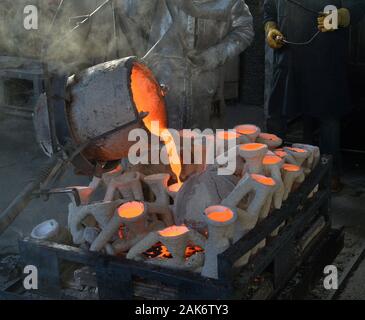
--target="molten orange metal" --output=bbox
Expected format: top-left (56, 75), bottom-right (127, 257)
top-left (251, 174), bottom-right (276, 186)
top-left (235, 125), bottom-right (257, 135)
top-left (207, 208), bottom-right (234, 223)
top-left (263, 155), bottom-right (282, 165)
top-left (158, 225), bottom-right (189, 238)
top-left (282, 164), bottom-right (301, 172)
top-left (168, 183), bottom-right (182, 193)
top-left (160, 130), bottom-right (183, 188)
top-left (240, 143), bottom-right (266, 151)
top-left (131, 63), bottom-right (182, 187)
top-left (118, 201), bottom-right (145, 219)
top-left (131, 63), bottom-right (167, 135)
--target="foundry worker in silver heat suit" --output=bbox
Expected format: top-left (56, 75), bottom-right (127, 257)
top-left (142, 0), bottom-right (254, 130)
top-left (45, 1), bottom-right (254, 129)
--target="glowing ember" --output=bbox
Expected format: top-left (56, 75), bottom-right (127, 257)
top-left (251, 174), bottom-right (276, 186)
top-left (118, 201), bottom-right (145, 219)
top-left (144, 243), bottom-right (203, 259)
top-left (240, 143), bottom-right (266, 151)
top-left (235, 125), bottom-right (258, 135)
top-left (216, 131), bottom-right (240, 140)
top-left (206, 206), bottom-right (234, 223)
top-left (185, 246), bottom-right (204, 258)
top-left (263, 155), bottom-right (282, 165)
top-left (283, 164), bottom-right (301, 172)
top-left (158, 225), bottom-right (189, 238)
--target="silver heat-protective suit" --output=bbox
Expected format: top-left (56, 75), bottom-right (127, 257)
top-left (144, 0), bottom-right (254, 129)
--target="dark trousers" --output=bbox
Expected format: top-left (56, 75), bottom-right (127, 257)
top-left (267, 115), bottom-right (342, 176)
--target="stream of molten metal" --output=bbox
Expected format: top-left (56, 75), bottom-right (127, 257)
top-left (131, 63), bottom-right (183, 190)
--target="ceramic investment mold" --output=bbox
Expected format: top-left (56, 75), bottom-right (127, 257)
top-left (201, 206), bottom-right (237, 279)
top-left (104, 171), bottom-right (144, 202)
top-left (282, 164), bottom-right (305, 201)
top-left (257, 133), bottom-right (282, 150)
top-left (262, 154), bottom-right (285, 209)
top-left (284, 147), bottom-right (310, 167)
top-left (67, 199), bottom-right (123, 245)
top-left (239, 143), bottom-right (268, 174)
top-left (221, 173), bottom-right (277, 266)
top-left (235, 124), bottom-right (261, 143)
top-left (144, 173), bottom-right (171, 206)
top-left (127, 225), bottom-right (206, 271)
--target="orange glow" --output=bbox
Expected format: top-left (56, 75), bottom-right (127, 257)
top-left (260, 133), bottom-right (280, 141)
top-left (144, 243), bottom-right (203, 259)
top-left (235, 125), bottom-right (258, 135)
top-left (251, 174), bottom-right (276, 186)
top-left (283, 164), bottom-right (300, 172)
top-left (158, 225), bottom-right (189, 238)
top-left (118, 201), bottom-right (145, 219)
top-left (274, 150), bottom-right (287, 158)
top-left (160, 130), bottom-right (183, 187)
top-left (207, 208), bottom-right (234, 223)
top-left (131, 62), bottom-right (182, 186)
top-left (168, 183), bottom-right (182, 193)
top-left (217, 131), bottom-right (240, 140)
top-left (286, 147), bottom-right (306, 153)
top-left (263, 155), bottom-right (282, 165)
top-left (240, 143), bottom-right (266, 151)
top-left (158, 245), bottom-right (171, 258)
top-left (185, 246), bottom-right (204, 258)
top-left (130, 63), bottom-right (167, 135)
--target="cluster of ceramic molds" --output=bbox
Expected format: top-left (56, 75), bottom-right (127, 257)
top-left (90, 201), bottom-right (173, 255)
top-left (80, 164), bottom-right (125, 203)
top-left (66, 167), bottom-right (175, 254)
top-left (67, 199), bottom-right (124, 248)
top-left (127, 225), bottom-right (206, 272)
top-left (104, 171), bottom-right (144, 202)
top-left (199, 125), bottom-right (320, 274)
top-left (220, 172), bottom-right (277, 268)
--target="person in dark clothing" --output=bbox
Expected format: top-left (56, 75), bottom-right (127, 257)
top-left (264, 0), bottom-right (365, 192)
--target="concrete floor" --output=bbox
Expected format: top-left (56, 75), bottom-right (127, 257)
top-left (0, 114), bottom-right (88, 254)
top-left (0, 104), bottom-right (364, 299)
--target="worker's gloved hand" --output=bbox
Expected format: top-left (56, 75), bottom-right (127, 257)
top-left (318, 8), bottom-right (351, 32)
top-left (187, 47), bottom-right (220, 71)
top-left (265, 22), bottom-right (285, 49)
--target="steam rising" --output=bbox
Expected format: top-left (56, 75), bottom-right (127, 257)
top-left (0, 0), bottom-right (149, 74)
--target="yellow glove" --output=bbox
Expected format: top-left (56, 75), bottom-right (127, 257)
top-left (265, 22), bottom-right (285, 49)
top-left (318, 8), bottom-right (351, 32)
